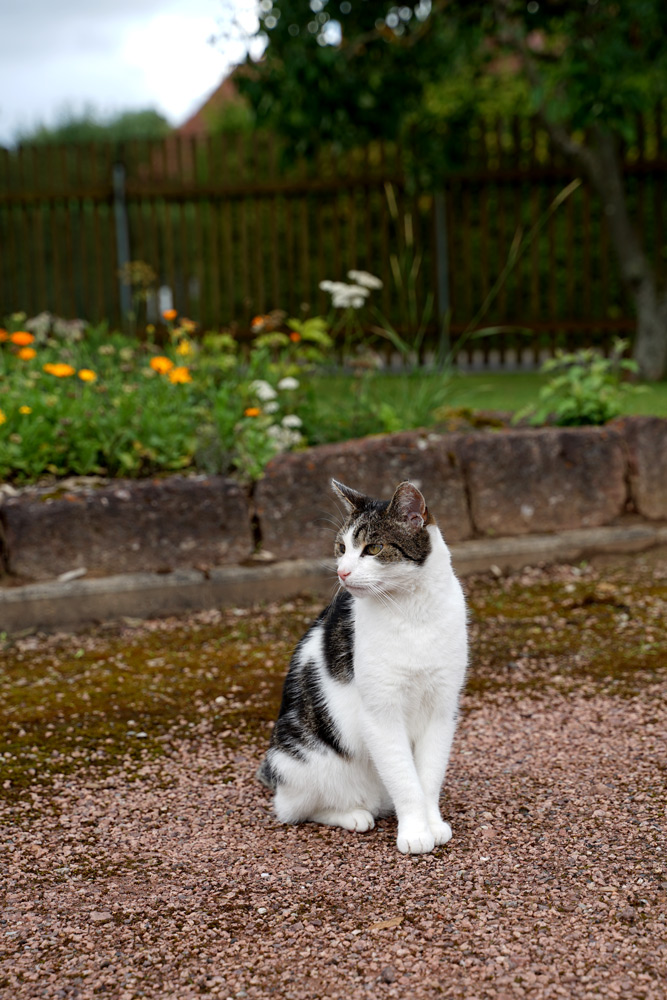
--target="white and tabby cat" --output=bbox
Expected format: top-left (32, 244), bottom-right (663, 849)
top-left (257, 479), bottom-right (468, 855)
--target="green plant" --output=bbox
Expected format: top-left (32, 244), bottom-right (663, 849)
top-left (368, 182), bottom-right (436, 363)
top-left (118, 260), bottom-right (158, 337)
top-left (0, 311), bottom-right (333, 485)
top-left (516, 339), bottom-right (644, 427)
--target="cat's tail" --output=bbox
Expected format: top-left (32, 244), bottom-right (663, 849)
top-left (255, 757), bottom-right (277, 790)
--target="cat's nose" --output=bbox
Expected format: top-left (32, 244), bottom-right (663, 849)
top-left (338, 567), bottom-right (351, 581)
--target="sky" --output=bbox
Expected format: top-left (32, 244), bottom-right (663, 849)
top-left (0, 0), bottom-right (261, 146)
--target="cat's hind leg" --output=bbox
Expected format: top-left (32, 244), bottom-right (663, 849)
top-left (308, 807), bottom-right (375, 832)
top-left (273, 784), bottom-right (375, 832)
top-left (269, 749), bottom-right (382, 834)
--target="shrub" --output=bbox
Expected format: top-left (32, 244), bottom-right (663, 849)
top-left (516, 339), bottom-right (643, 427)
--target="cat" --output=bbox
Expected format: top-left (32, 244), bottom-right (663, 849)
top-left (257, 479), bottom-right (468, 855)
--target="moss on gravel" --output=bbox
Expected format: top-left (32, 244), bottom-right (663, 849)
top-left (0, 603), bottom-right (314, 802)
top-left (467, 560), bottom-right (667, 697)
top-left (1, 556), bottom-right (665, 805)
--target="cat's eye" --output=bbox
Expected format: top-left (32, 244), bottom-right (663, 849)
top-left (364, 543), bottom-right (383, 556)
top-left (337, 542), bottom-right (346, 554)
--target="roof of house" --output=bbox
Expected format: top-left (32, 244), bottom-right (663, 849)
top-left (175, 69), bottom-right (247, 138)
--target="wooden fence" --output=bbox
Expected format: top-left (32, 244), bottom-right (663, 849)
top-left (1, 113), bottom-right (665, 364)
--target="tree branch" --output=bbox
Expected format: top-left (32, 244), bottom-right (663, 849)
top-left (339, 0), bottom-right (450, 60)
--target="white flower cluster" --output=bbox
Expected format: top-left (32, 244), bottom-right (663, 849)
top-left (249, 377), bottom-right (303, 453)
top-left (319, 270), bottom-right (383, 310)
top-left (277, 376), bottom-right (300, 390)
top-left (250, 377), bottom-right (300, 400)
top-left (347, 270), bottom-right (384, 290)
top-left (267, 414), bottom-right (303, 451)
top-left (319, 281), bottom-right (368, 309)
top-left (250, 379), bottom-right (278, 402)
top-left (24, 311), bottom-right (87, 342)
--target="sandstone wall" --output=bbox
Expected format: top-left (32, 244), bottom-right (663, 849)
top-left (1, 417), bottom-right (665, 585)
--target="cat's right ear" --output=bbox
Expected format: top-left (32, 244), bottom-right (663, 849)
top-left (331, 479), bottom-right (367, 513)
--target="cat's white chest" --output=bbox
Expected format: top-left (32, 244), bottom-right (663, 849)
top-left (356, 608), bottom-right (436, 672)
top-left (351, 585), bottom-right (466, 719)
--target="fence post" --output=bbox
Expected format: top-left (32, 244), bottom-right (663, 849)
top-left (112, 161), bottom-right (132, 321)
top-left (434, 188), bottom-right (451, 364)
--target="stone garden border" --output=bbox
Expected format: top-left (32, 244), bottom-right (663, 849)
top-left (1, 417), bottom-right (666, 631)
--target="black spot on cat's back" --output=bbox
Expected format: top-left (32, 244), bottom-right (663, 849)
top-left (301, 658), bottom-right (348, 756)
top-left (264, 591), bottom-right (354, 767)
top-left (319, 590), bottom-right (355, 683)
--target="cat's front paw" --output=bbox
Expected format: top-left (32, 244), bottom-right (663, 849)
top-left (396, 824), bottom-right (435, 855)
top-left (430, 819), bottom-right (452, 846)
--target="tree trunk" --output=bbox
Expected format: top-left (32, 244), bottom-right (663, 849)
top-left (633, 282), bottom-right (667, 382)
top-left (587, 128), bottom-right (667, 381)
top-left (540, 120), bottom-right (667, 380)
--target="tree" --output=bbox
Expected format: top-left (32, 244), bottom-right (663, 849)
top-left (239, 1), bottom-right (667, 380)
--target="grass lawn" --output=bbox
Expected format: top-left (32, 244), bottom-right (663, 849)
top-left (306, 370), bottom-right (667, 437)
top-left (448, 371), bottom-right (667, 417)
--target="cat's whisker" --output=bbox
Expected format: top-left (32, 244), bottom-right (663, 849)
top-left (315, 516), bottom-right (344, 535)
top-left (317, 503), bottom-right (345, 531)
top-left (368, 584), bottom-right (405, 617)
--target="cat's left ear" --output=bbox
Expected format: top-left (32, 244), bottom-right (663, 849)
top-left (389, 481), bottom-right (428, 530)
top-left (331, 479), bottom-right (368, 513)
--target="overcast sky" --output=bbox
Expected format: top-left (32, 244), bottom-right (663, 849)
top-left (0, 0), bottom-right (260, 146)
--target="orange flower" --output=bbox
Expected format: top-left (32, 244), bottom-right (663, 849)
top-left (11, 331), bottom-right (35, 346)
top-left (43, 363), bottom-right (75, 378)
top-left (78, 368), bottom-right (97, 382)
top-left (168, 366), bottom-right (192, 384)
top-left (17, 347), bottom-right (37, 360)
top-left (0, 329), bottom-right (8, 342)
top-left (244, 407), bottom-right (261, 417)
top-left (251, 315), bottom-right (266, 331)
top-left (162, 308), bottom-right (178, 322)
top-left (150, 356), bottom-right (174, 374)
top-left (289, 331), bottom-right (302, 343)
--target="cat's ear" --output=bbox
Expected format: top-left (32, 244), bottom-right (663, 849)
top-left (388, 481), bottom-right (428, 531)
top-left (331, 479), bottom-right (368, 513)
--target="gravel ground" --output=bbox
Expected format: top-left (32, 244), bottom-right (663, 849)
top-left (1, 559), bottom-right (666, 1000)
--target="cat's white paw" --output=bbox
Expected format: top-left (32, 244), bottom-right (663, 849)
top-left (344, 808), bottom-right (376, 832)
top-left (430, 819), bottom-right (452, 846)
top-left (396, 824), bottom-right (435, 855)
top-left (312, 808), bottom-right (375, 832)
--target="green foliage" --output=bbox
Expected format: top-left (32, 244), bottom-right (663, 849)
top-left (238, 1), bottom-right (458, 157)
top-left (0, 303), bottom-right (457, 484)
top-left (206, 101), bottom-right (256, 135)
top-left (16, 107), bottom-right (171, 145)
top-left (240, 1), bottom-right (667, 162)
top-left (2, 313), bottom-right (663, 486)
top-left (516, 339), bottom-right (644, 427)
top-left (0, 314), bottom-right (325, 485)
top-left (521, 0), bottom-right (667, 138)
